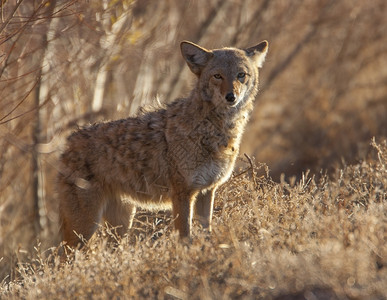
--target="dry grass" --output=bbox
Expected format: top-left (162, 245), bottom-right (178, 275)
top-left (1, 140), bottom-right (386, 299)
top-left (1, 0), bottom-right (387, 298)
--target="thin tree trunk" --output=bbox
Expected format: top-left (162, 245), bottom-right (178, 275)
top-left (32, 0), bottom-right (57, 238)
top-left (92, 12), bottom-right (130, 112)
top-left (32, 76), bottom-right (42, 237)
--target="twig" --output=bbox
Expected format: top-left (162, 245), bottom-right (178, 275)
top-left (244, 153), bottom-right (258, 187)
top-left (0, 78), bottom-right (40, 124)
top-left (0, 0), bottom-right (24, 34)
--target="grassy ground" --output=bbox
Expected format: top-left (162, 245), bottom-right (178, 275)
top-left (1, 1), bottom-right (387, 299)
top-left (1, 140), bottom-right (386, 299)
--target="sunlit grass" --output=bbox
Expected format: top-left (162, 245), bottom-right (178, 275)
top-left (1, 141), bottom-right (386, 299)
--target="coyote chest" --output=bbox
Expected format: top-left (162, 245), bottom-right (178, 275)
top-left (167, 105), bottom-right (246, 190)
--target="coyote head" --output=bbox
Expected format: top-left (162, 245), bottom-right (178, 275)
top-left (181, 40), bottom-right (268, 108)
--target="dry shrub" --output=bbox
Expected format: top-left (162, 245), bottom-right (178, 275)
top-left (245, 0), bottom-right (387, 178)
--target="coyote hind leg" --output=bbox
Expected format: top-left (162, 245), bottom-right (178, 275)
top-left (103, 198), bottom-right (136, 243)
top-left (59, 183), bottom-right (104, 250)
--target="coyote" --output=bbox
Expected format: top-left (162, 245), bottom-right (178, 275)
top-left (58, 40), bottom-right (268, 248)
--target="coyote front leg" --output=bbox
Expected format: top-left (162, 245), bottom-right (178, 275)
top-left (195, 188), bottom-right (216, 231)
top-left (171, 188), bottom-right (198, 238)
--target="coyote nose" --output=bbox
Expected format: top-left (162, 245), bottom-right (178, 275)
top-left (225, 92), bottom-right (236, 103)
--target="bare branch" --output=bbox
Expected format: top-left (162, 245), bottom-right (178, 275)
top-left (0, 0), bottom-right (24, 34)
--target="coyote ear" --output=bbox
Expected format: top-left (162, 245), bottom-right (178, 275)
top-left (181, 41), bottom-right (214, 76)
top-left (245, 40), bottom-right (268, 68)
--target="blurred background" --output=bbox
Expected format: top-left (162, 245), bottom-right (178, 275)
top-left (1, 0), bottom-right (386, 279)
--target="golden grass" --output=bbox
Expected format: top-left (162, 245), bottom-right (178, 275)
top-left (1, 141), bottom-right (385, 299)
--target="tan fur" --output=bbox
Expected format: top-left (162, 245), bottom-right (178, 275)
top-left (58, 40), bottom-right (268, 247)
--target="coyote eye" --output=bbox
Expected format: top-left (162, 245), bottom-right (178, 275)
top-left (237, 72), bottom-right (246, 79)
top-left (214, 74), bottom-right (222, 79)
